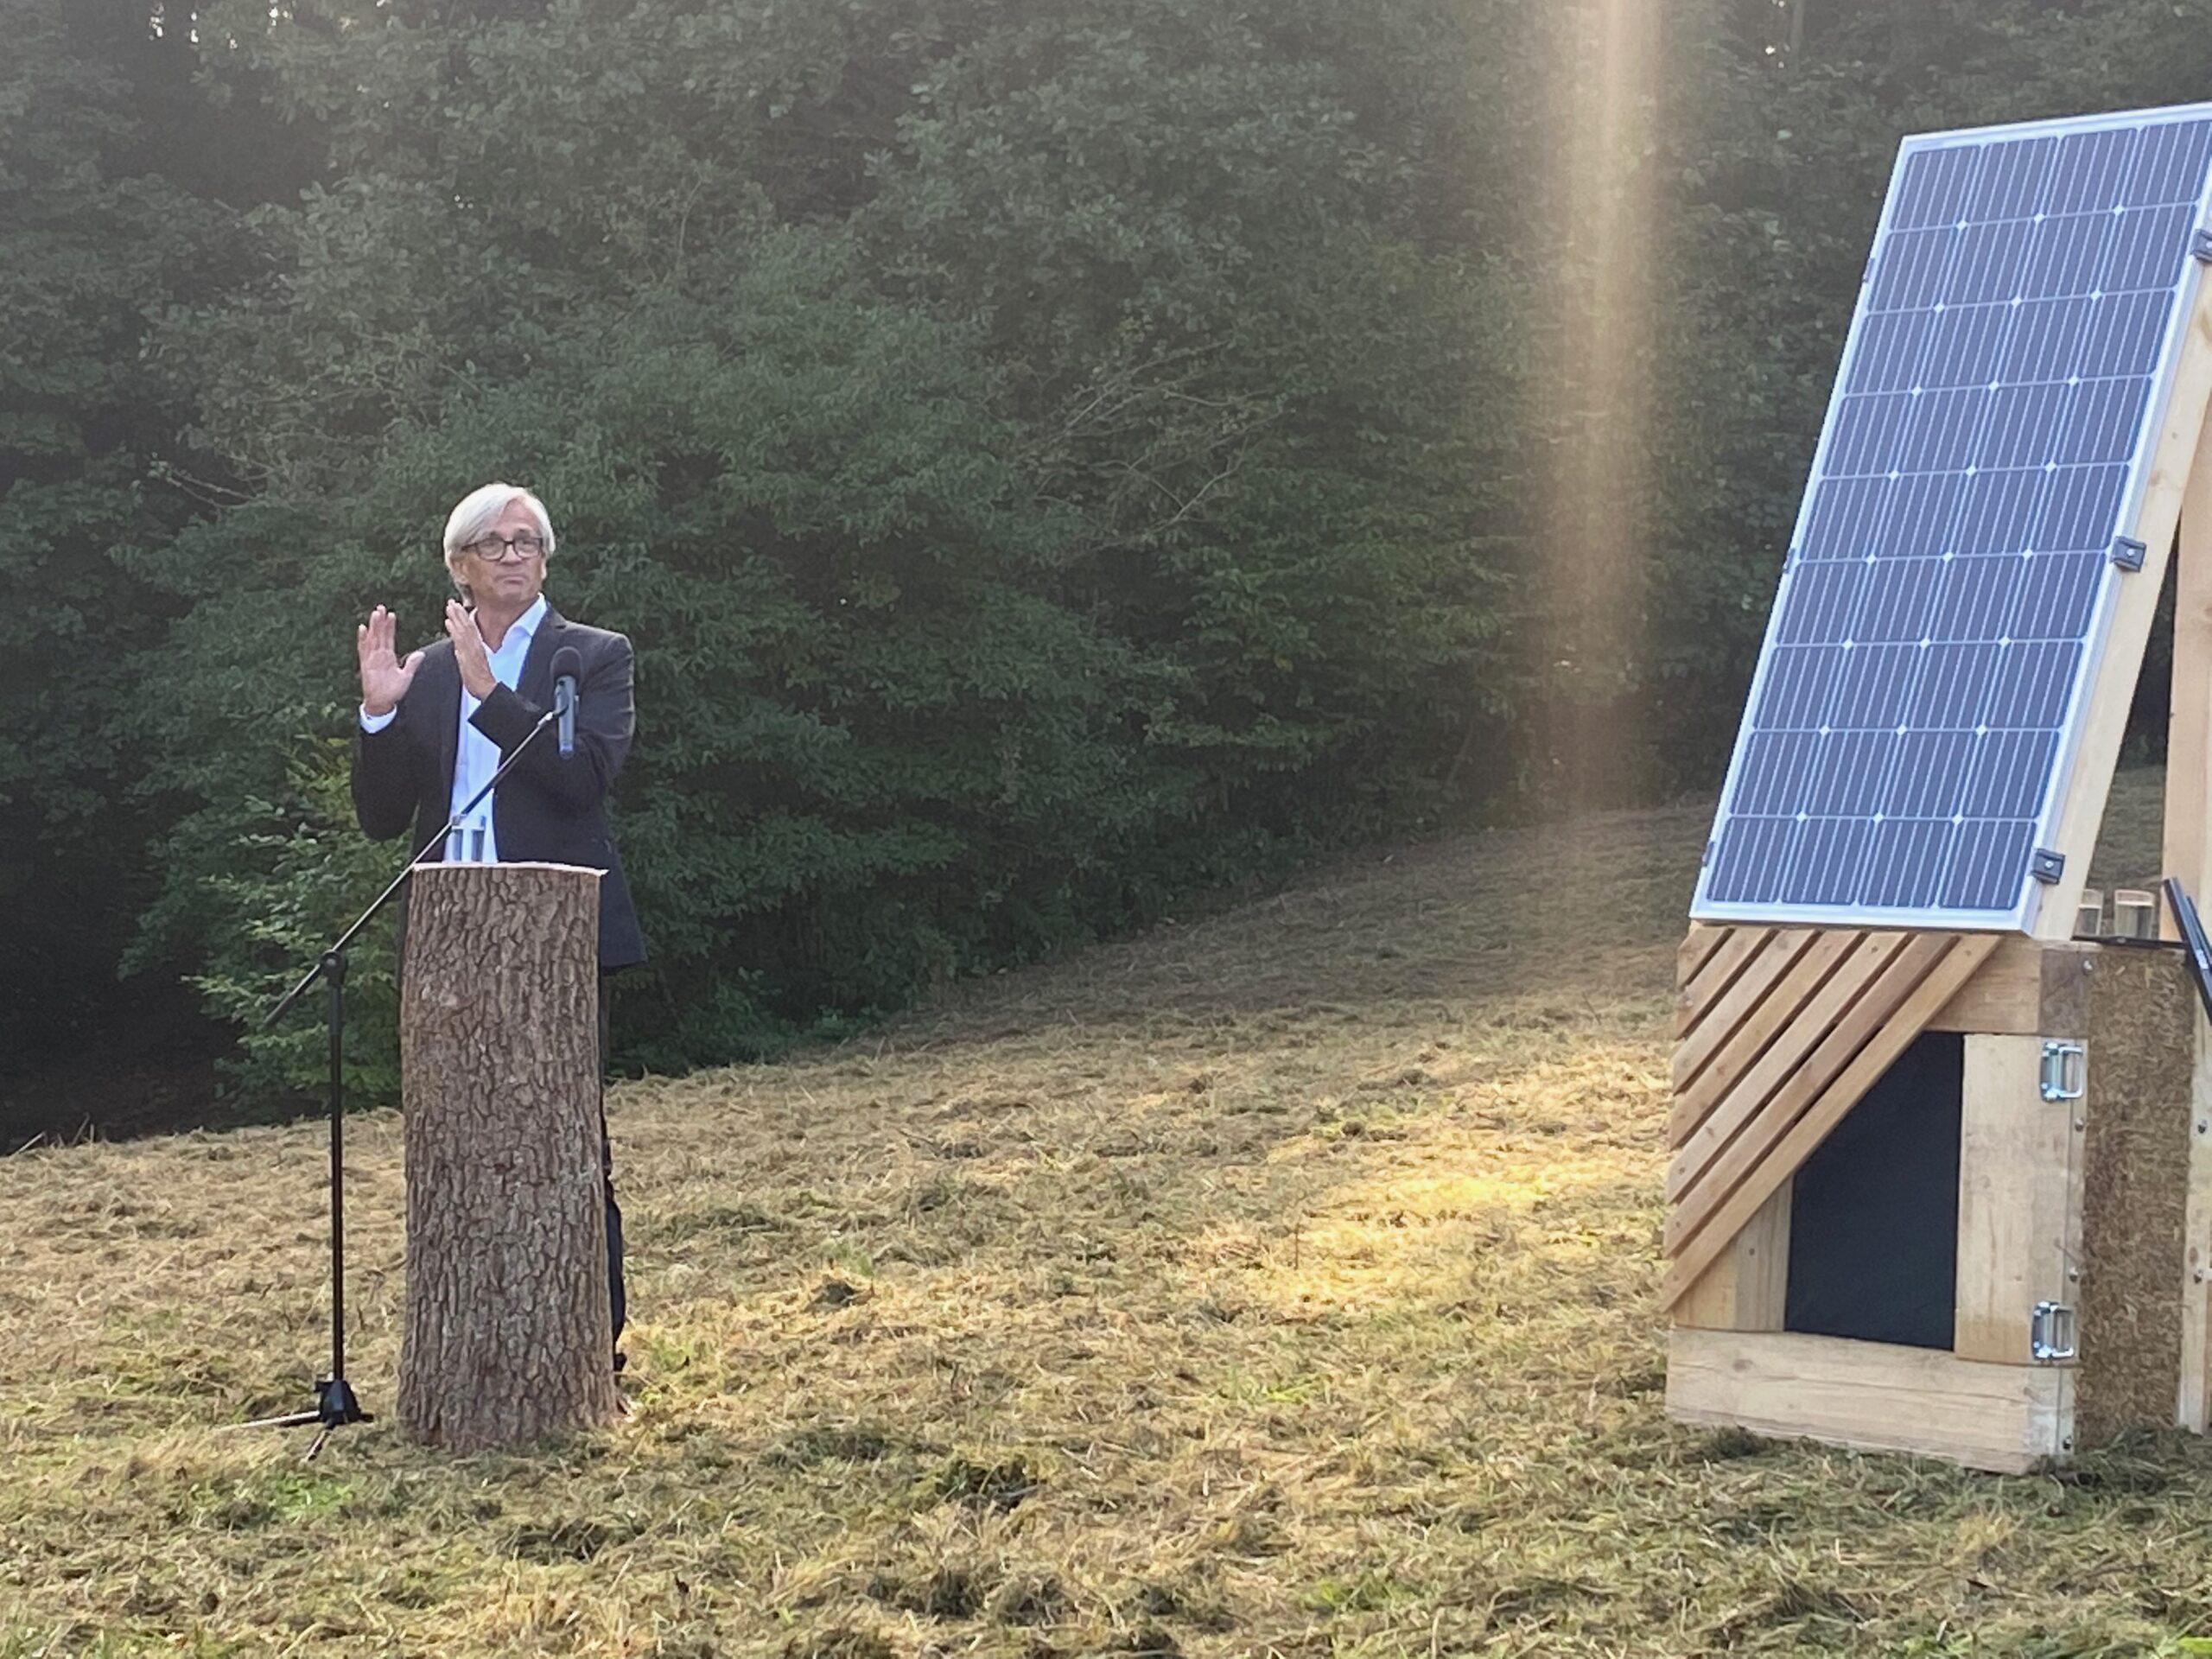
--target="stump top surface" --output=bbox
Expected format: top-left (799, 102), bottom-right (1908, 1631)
top-left (416, 860), bottom-right (605, 879)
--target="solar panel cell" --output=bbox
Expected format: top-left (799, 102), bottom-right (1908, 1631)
top-left (1906, 643), bottom-right (1996, 727)
top-left (1794, 818), bottom-right (1872, 904)
top-left (1942, 820), bottom-right (2031, 910)
top-left (1923, 304), bottom-right (2008, 385)
top-left (2031, 464), bottom-right (2126, 550)
top-left (1883, 474), bottom-right (1964, 551)
top-left (1905, 388), bottom-right (1985, 470)
top-left (1953, 469), bottom-right (2039, 555)
top-left (2103, 204), bottom-right (2194, 289)
top-left (1931, 561), bottom-right (2017, 641)
top-left (1863, 818), bottom-right (1950, 906)
top-left (1834, 644), bottom-right (1916, 727)
top-left (1967, 137), bottom-right (2054, 219)
top-left (1856, 311), bottom-right (1935, 390)
top-left (1984, 640), bottom-right (2077, 728)
top-left (2050, 130), bottom-right (2135, 211)
top-left (1759, 647), bottom-right (1833, 728)
top-left (1803, 476), bottom-right (1891, 559)
top-left (2126, 121), bottom-right (2212, 203)
top-left (2011, 552), bottom-right (2100, 637)
top-left (1889, 733), bottom-right (1975, 815)
top-left (2002, 299), bottom-right (2085, 381)
top-left (1897, 146), bottom-right (1979, 227)
top-left (1696, 104), bottom-right (2212, 927)
top-left (1855, 562), bottom-right (1942, 642)
top-left (1870, 230), bottom-right (1956, 311)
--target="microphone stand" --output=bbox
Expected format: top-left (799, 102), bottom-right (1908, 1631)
top-left (239, 698), bottom-right (563, 1456)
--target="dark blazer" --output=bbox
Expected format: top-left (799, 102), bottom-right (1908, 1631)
top-left (352, 606), bottom-right (647, 969)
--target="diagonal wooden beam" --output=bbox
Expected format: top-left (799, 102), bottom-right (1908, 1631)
top-left (1667, 930), bottom-right (1908, 1171)
top-left (1668, 928), bottom-right (1866, 1148)
top-left (1673, 926), bottom-right (1823, 1095)
top-left (1668, 931), bottom-right (1949, 1230)
top-left (1662, 932), bottom-right (2001, 1308)
top-left (1677, 923), bottom-right (1730, 988)
top-left (1675, 927), bottom-right (1775, 1039)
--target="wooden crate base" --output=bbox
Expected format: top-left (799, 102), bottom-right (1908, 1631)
top-left (1666, 1328), bottom-right (2072, 1474)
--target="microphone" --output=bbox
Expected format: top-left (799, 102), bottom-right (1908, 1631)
top-left (551, 645), bottom-right (581, 759)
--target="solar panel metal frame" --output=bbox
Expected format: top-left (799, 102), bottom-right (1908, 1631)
top-left (1692, 102), bottom-right (2212, 932)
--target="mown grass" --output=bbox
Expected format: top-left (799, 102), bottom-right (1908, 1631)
top-left (9, 772), bottom-right (2212, 1656)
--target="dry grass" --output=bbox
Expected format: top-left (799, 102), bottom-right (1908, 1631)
top-left (8, 773), bottom-right (2212, 1657)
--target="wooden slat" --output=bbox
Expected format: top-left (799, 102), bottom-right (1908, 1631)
top-left (1954, 1034), bottom-right (2079, 1364)
top-left (2181, 1034), bottom-right (2212, 1430)
top-left (1677, 923), bottom-right (1729, 988)
top-left (1666, 930), bottom-right (1910, 1186)
top-left (1666, 1328), bottom-right (2071, 1474)
top-left (2169, 398), bottom-right (2212, 1428)
top-left (1671, 1182), bottom-right (1791, 1333)
top-left (1669, 931), bottom-right (1947, 1230)
top-left (1671, 928), bottom-right (1819, 1094)
top-left (2037, 282), bottom-right (2212, 939)
top-left (1662, 933), bottom-right (2001, 1305)
top-left (1667, 929), bottom-right (1866, 1147)
top-left (1675, 926), bottom-right (1774, 1039)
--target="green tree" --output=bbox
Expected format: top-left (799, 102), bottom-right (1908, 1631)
top-left (0, 0), bottom-right (302, 1068)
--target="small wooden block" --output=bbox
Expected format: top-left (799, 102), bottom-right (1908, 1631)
top-left (2076, 888), bottom-right (2105, 939)
top-left (2115, 889), bottom-right (2158, 939)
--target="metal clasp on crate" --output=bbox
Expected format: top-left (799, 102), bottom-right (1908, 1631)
top-left (2031, 1300), bottom-right (2078, 1363)
top-left (2039, 1040), bottom-right (2086, 1103)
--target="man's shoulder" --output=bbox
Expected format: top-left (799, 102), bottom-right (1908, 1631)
top-left (549, 612), bottom-right (632, 657)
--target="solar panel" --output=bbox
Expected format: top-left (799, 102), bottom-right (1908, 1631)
top-left (1693, 104), bottom-right (2212, 930)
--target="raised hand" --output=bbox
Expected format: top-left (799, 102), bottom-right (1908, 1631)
top-left (357, 605), bottom-right (424, 716)
top-left (446, 600), bottom-right (497, 700)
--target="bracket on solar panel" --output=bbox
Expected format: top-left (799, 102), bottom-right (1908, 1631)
top-left (2193, 226), bottom-right (2212, 264)
top-left (2111, 536), bottom-right (2148, 572)
top-left (2031, 849), bottom-right (2066, 885)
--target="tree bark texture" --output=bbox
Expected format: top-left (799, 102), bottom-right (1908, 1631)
top-left (397, 861), bottom-right (618, 1450)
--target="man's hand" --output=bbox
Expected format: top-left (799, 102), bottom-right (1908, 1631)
top-left (446, 600), bottom-right (497, 700)
top-left (357, 606), bottom-right (424, 716)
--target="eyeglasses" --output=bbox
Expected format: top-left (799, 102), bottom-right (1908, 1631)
top-left (465, 532), bottom-right (545, 563)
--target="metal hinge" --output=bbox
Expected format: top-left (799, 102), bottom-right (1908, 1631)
top-left (2031, 1300), bottom-right (2078, 1363)
top-left (2040, 1039), bottom-right (2086, 1103)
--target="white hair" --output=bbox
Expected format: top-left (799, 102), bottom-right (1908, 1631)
top-left (442, 482), bottom-right (556, 596)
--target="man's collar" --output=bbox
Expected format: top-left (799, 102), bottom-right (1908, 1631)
top-left (477, 594), bottom-right (550, 652)
top-left (512, 594), bottom-right (551, 641)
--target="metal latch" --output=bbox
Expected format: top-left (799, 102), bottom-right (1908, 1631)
top-left (2040, 1040), bottom-right (2086, 1103)
top-left (2031, 1300), bottom-right (2078, 1363)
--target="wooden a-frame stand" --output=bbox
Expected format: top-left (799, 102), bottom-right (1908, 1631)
top-left (1665, 288), bottom-right (2212, 1471)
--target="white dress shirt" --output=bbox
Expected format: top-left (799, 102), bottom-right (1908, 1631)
top-left (359, 594), bottom-right (550, 863)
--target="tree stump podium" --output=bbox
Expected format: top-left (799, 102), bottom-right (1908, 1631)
top-left (397, 861), bottom-right (619, 1450)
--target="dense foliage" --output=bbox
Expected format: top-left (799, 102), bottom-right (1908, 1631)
top-left (10, 0), bottom-right (2212, 1095)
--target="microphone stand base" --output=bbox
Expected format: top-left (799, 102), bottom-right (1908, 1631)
top-left (232, 1376), bottom-right (373, 1459)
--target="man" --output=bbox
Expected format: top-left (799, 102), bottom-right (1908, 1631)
top-left (351, 482), bottom-right (645, 1363)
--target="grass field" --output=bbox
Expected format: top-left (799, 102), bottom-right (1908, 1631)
top-left (11, 771), bottom-right (2212, 1658)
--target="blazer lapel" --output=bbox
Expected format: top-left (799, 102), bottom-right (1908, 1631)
top-left (518, 606), bottom-right (567, 708)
